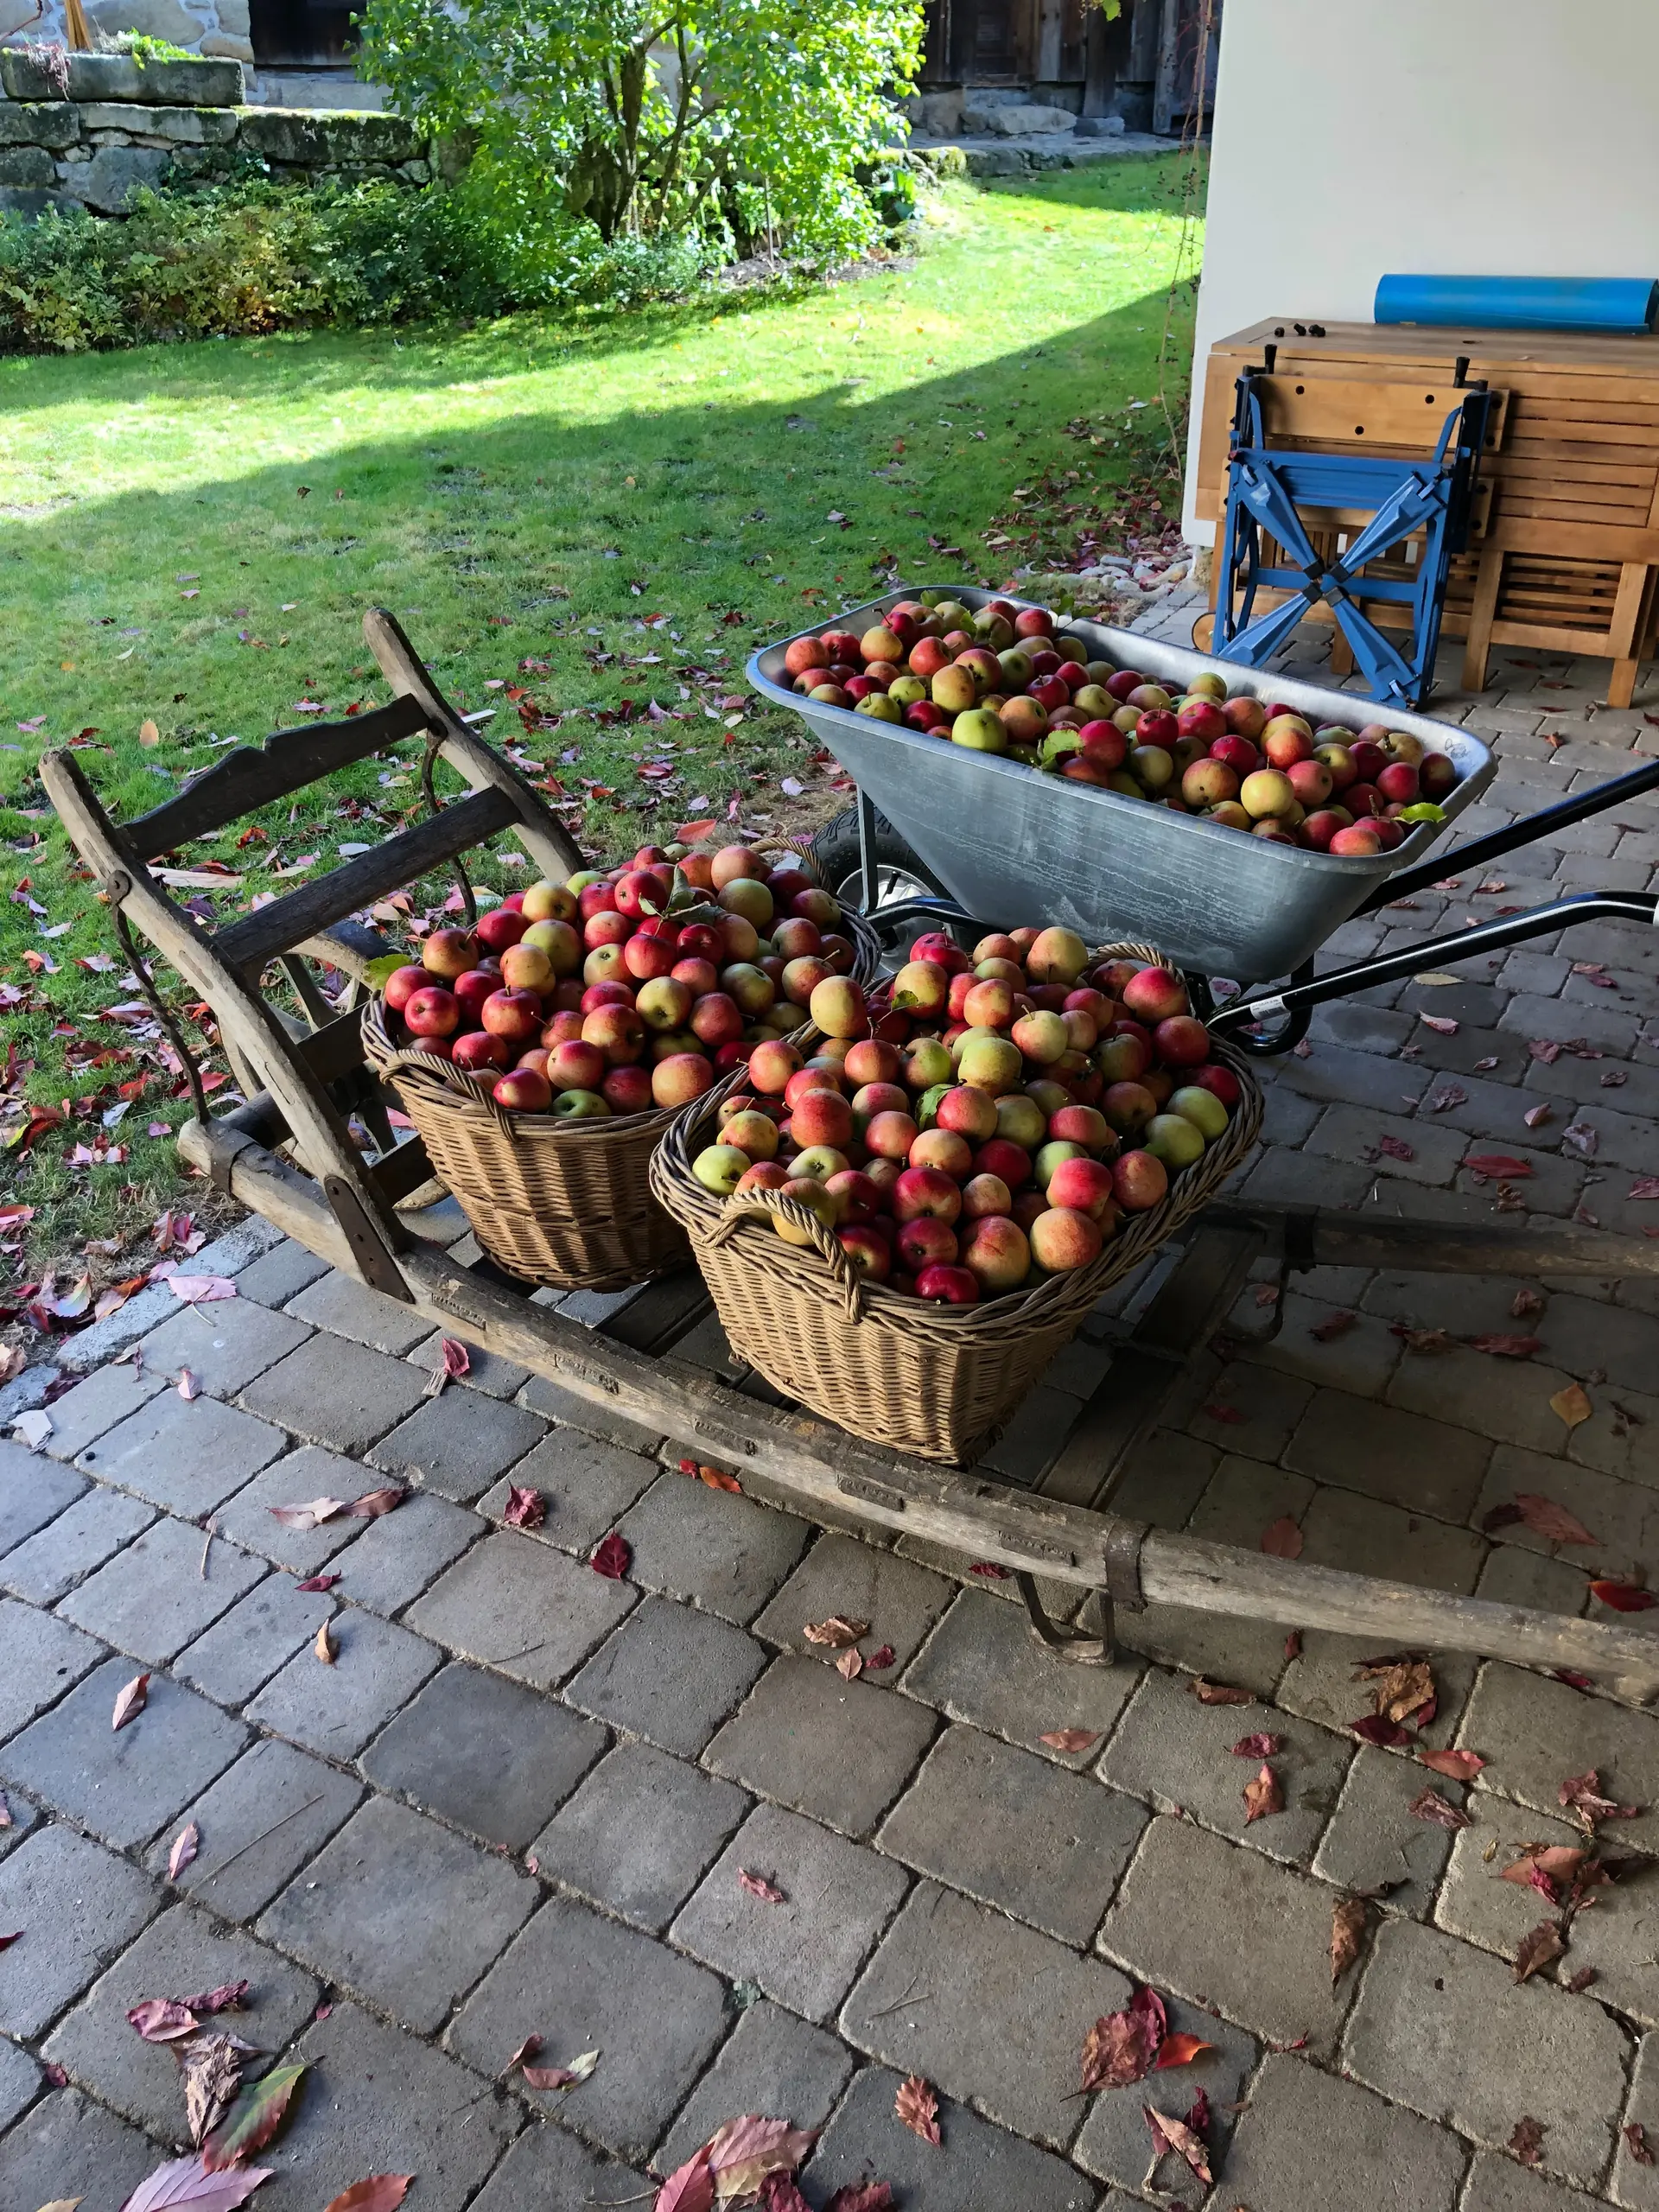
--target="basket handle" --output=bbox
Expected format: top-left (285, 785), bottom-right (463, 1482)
top-left (705, 1184), bottom-right (868, 1320)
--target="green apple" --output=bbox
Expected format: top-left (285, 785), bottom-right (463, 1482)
top-left (1169, 1084), bottom-right (1229, 1141)
top-left (950, 709), bottom-right (1007, 753)
top-left (887, 674), bottom-right (927, 707)
top-left (692, 1142), bottom-right (753, 1195)
top-left (551, 1089), bottom-right (611, 1121)
top-left (1145, 1112), bottom-right (1206, 1171)
top-left (855, 694), bottom-right (903, 722)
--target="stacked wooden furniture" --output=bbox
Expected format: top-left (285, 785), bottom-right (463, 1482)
top-left (1192, 319), bottom-right (1659, 708)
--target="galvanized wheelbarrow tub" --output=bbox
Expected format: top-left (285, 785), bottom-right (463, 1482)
top-left (747, 586), bottom-right (1495, 982)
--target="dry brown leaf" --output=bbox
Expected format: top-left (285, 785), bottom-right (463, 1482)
top-left (803, 1617), bottom-right (869, 1649)
top-left (835, 1649), bottom-right (862, 1681)
top-left (1513, 1921), bottom-right (1567, 1984)
top-left (1550, 1382), bottom-right (1592, 1431)
top-left (1421, 1748), bottom-right (1485, 1783)
top-left (1409, 1787), bottom-right (1471, 1831)
top-left (1039, 1729), bottom-right (1102, 1754)
top-left (737, 1868), bottom-right (786, 1904)
top-left (1143, 2104), bottom-right (1212, 2186)
top-left (1243, 1764), bottom-right (1284, 1824)
top-left (112, 1671), bottom-right (150, 1730)
top-left (176, 2032), bottom-right (248, 2148)
top-left (1358, 1658), bottom-right (1437, 1726)
top-left (894, 2075), bottom-right (941, 2146)
top-left (1188, 1677), bottom-right (1252, 1706)
top-left (1331, 1897), bottom-right (1367, 1985)
top-left (314, 1620), bottom-right (335, 1666)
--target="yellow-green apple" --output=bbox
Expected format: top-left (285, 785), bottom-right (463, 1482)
top-left (723, 1110), bottom-right (779, 1160)
top-left (652, 1052), bottom-right (715, 1108)
top-left (1145, 1112), bottom-right (1205, 1172)
top-left (898, 1217), bottom-right (959, 1271)
top-left (522, 880), bottom-right (578, 925)
top-left (961, 1214), bottom-right (1031, 1294)
top-left (903, 1039), bottom-right (954, 1090)
top-left (493, 1065), bottom-right (551, 1113)
top-left (496, 943), bottom-right (551, 996)
top-left (973, 607), bottom-right (1014, 651)
top-left (910, 1128), bottom-right (973, 1178)
top-left (1096, 1034), bottom-right (1150, 1087)
top-left (962, 978), bottom-right (1015, 1029)
top-left (547, 1084), bottom-right (604, 1118)
top-left (720, 963), bottom-right (776, 1018)
top-left (1113, 1148), bottom-right (1168, 1211)
top-left (1130, 745), bottom-right (1175, 791)
top-left (957, 1034), bottom-right (1023, 1095)
top-left (887, 675), bottom-right (927, 709)
top-left (520, 918), bottom-right (581, 976)
top-left (995, 1092), bottom-right (1046, 1148)
top-left (791, 1144), bottom-right (850, 1184)
top-left (1209, 800), bottom-right (1253, 830)
top-left (1034, 1138), bottom-right (1086, 1187)
top-left (582, 944), bottom-right (628, 988)
top-left (855, 695), bottom-right (903, 723)
top-left (773, 1177), bottom-right (838, 1245)
top-left (808, 976), bottom-right (868, 1039)
top-left (1313, 741), bottom-right (1357, 791)
top-left (931, 664), bottom-right (977, 715)
top-left (950, 709), bottom-right (1008, 753)
top-left (1188, 671), bottom-right (1227, 700)
top-left (860, 624), bottom-right (904, 664)
top-left (1378, 727), bottom-right (1424, 763)
top-left (891, 960), bottom-right (950, 1017)
top-left (719, 877), bottom-right (773, 930)
top-left (1182, 759), bottom-right (1239, 809)
top-left (1000, 696), bottom-right (1047, 745)
top-left (1169, 1084), bottom-right (1229, 1141)
top-left (1012, 1009), bottom-right (1069, 1065)
top-left (1029, 1206), bottom-right (1103, 1273)
top-left (635, 976), bottom-right (692, 1033)
top-left (1072, 685), bottom-right (1115, 719)
top-left (998, 646), bottom-right (1035, 690)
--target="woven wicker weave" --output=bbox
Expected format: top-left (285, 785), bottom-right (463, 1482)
top-left (650, 943), bottom-right (1264, 1462)
top-left (360, 861), bottom-right (882, 1293)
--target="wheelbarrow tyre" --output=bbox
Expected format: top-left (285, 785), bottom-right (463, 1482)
top-left (810, 804), bottom-right (951, 930)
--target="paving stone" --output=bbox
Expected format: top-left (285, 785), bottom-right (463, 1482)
top-left (617, 1474), bottom-right (810, 1626)
top-left (880, 1723), bottom-right (1143, 1943)
top-left (1464, 2149), bottom-right (1598, 2212)
top-left (406, 1530), bottom-right (634, 1691)
top-left (448, 1893), bottom-right (728, 2161)
top-left (75, 1389), bottom-right (289, 1522)
top-left (1611, 2031), bottom-right (1659, 2209)
top-left (407, 1331), bottom-right (531, 1401)
top-left (137, 1294), bottom-right (313, 1399)
top-left (1, 1657), bottom-right (246, 1850)
top-left (1239, 1139), bottom-right (1379, 1212)
top-left (1106, 1426), bottom-right (1218, 1531)
top-left (531, 1740), bottom-right (747, 1934)
top-left (671, 1799), bottom-right (909, 2024)
top-left (1501, 988), bottom-right (1640, 1057)
top-left (0, 2034), bottom-right (39, 2131)
top-left (1389, 1343), bottom-right (1590, 1455)
top-left (1567, 1377), bottom-right (1659, 1487)
top-left (1284, 1386), bottom-right (1493, 1520)
top-left (0, 1440), bottom-right (87, 1561)
top-left (207, 1444), bottom-right (378, 1575)
top-left (175, 1576), bottom-right (336, 1706)
top-left (0, 1484), bottom-right (154, 1605)
top-left (1212, 2050), bottom-right (1465, 2212)
top-left (1276, 1632), bottom-right (1480, 1759)
top-left (1185, 1452), bottom-right (1315, 1547)
top-left (976, 1385), bottom-right (1083, 1484)
top-left (368, 1389), bottom-right (547, 1503)
top-left (234, 1237), bottom-right (332, 1308)
top-left (1072, 1991), bottom-right (1255, 2189)
top-left (563, 1593), bottom-right (766, 1757)
top-left (54, 1281), bottom-right (179, 1375)
top-left (58, 1510), bottom-right (266, 1663)
top-left (1277, 1038), bottom-right (1432, 1112)
top-left (362, 1661), bottom-right (605, 1849)
top-left (1476, 1444), bottom-right (1658, 1581)
top-left (44, 1902), bottom-right (317, 2143)
top-left (246, 1607), bottom-right (441, 1759)
top-left (0, 1822), bottom-right (158, 2037)
top-left (1463, 1662), bottom-right (1659, 1853)
top-left (1246, 1288), bottom-right (1404, 1399)
top-left (1312, 1743), bottom-right (1464, 1919)
top-left (1117, 1599), bottom-right (1291, 1697)
top-left (901, 1588), bottom-right (1140, 1767)
top-left (804, 2064), bottom-right (1097, 2212)
top-left (753, 1535), bottom-right (955, 1673)
top-left (655, 1997), bottom-right (855, 2175)
top-left (144, 1735), bottom-right (361, 1921)
top-left (467, 2120), bottom-right (651, 2212)
top-left (514, 1375), bottom-right (666, 1453)
top-left (1097, 1815), bottom-right (1351, 2054)
top-left (1436, 1793), bottom-right (1658, 2024)
top-left (267, 1999), bottom-right (519, 2212)
top-left (242, 1335), bottom-right (429, 1455)
top-left (286, 1267), bottom-right (435, 1354)
top-left (0, 1595), bottom-right (105, 1740)
top-left (841, 1878), bottom-right (1129, 2149)
top-left (476, 1427), bottom-right (660, 1555)
top-left (258, 1794), bottom-right (537, 2033)
top-left (1475, 1539), bottom-right (1589, 1616)
top-left (1100, 1664), bottom-right (1350, 1867)
top-left (1185, 1359), bottom-right (1314, 1460)
top-left (1307, 1101), bottom-right (1469, 1186)
top-left (1300, 1484), bottom-right (1485, 1594)
top-left (35, 1364), bottom-right (164, 1462)
top-left (327, 1487), bottom-right (481, 1615)
top-left (0, 2087), bottom-right (161, 2212)
top-left (1341, 1915), bottom-right (1626, 2183)
top-left (704, 1655), bottom-right (934, 1839)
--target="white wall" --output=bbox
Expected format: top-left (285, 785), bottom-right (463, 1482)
top-left (1183, 0), bottom-right (1659, 539)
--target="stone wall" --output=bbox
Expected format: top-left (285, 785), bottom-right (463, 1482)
top-left (2, 0), bottom-right (254, 67)
top-left (0, 46), bottom-right (430, 214)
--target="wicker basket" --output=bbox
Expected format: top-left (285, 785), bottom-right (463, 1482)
top-left (649, 943), bottom-right (1264, 1462)
top-left (361, 854), bottom-right (882, 1293)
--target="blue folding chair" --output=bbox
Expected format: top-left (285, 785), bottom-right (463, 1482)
top-left (1213, 355), bottom-right (1498, 709)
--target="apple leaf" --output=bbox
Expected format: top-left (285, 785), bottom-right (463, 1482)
top-left (168, 1822), bottom-right (200, 1880)
top-left (591, 1531), bottom-right (631, 1579)
top-left (1513, 1920), bottom-right (1567, 1984)
top-left (1039, 1728), bottom-right (1101, 1754)
top-left (1332, 1897), bottom-right (1366, 1985)
top-left (894, 2075), bottom-right (940, 2146)
top-left (202, 2063), bottom-right (307, 2171)
top-left (1243, 1764), bottom-right (1283, 1823)
top-left (653, 2154), bottom-right (716, 2212)
top-left (321, 2182), bottom-right (412, 2212)
top-left (802, 1616), bottom-right (868, 1648)
top-left (1259, 1518), bottom-right (1303, 1558)
top-left (364, 954), bottom-right (411, 989)
top-left (118, 2156), bottom-right (272, 2212)
top-left (112, 1671), bottom-right (150, 1730)
top-left (737, 1868), bottom-right (786, 1904)
top-left (1421, 1748), bottom-right (1485, 1782)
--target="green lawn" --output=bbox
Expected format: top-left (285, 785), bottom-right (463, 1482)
top-left (0, 152), bottom-right (1203, 1278)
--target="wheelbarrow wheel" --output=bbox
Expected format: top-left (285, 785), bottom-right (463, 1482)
top-left (811, 804), bottom-right (954, 952)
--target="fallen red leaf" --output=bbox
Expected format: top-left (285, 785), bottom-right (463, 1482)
top-left (1308, 1308), bottom-right (1357, 1342)
top-left (1259, 1517), bottom-right (1303, 1559)
top-left (1465, 1154), bottom-right (1534, 1179)
top-left (803, 1616), bottom-right (869, 1649)
top-left (1625, 2121), bottom-right (1656, 2167)
top-left (1188, 1677), bottom-right (1252, 1706)
top-left (1559, 1770), bottom-right (1643, 1825)
top-left (1513, 1921), bottom-right (1566, 1984)
top-left (268, 1497), bottom-right (348, 1531)
top-left (503, 1485), bottom-right (545, 1531)
top-left (1143, 2104), bottom-right (1211, 2185)
top-left (1243, 1764), bottom-right (1283, 1823)
top-left (320, 2180), bottom-right (413, 2212)
top-left (969, 1560), bottom-right (1010, 1578)
top-left (1349, 1715), bottom-right (1412, 1748)
top-left (128, 1999), bottom-right (200, 2042)
top-left (1039, 1728), bottom-right (1101, 1754)
top-left (866, 1645), bottom-right (896, 1671)
top-left (1468, 1334), bottom-right (1542, 1359)
top-left (1231, 1732), bottom-right (1284, 1759)
top-left (1509, 1493), bottom-right (1597, 1546)
top-left (180, 1983), bottom-right (249, 2016)
top-left (1153, 2033), bottom-right (1213, 2070)
top-left (1081, 1986), bottom-right (1166, 2092)
top-left (1284, 1630), bottom-right (1302, 1661)
top-left (112, 1671), bottom-right (150, 1730)
top-left (1331, 1897), bottom-right (1366, 1985)
top-left (1421, 1748), bottom-right (1485, 1782)
top-left (1510, 2117), bottom-right (1547, 2166)
top-left (202, 2062), bottom-right (306, 2171)
top-left (1591, 1580), bottom-right (1657, 1612)
top-left (521, 2050), bottom-right (598, 2092)
top-left (652, 2153), bottom-right (715, 2212)
top-left (344, 1485), bottom-right (406, 1519)
top-left (168, 1822), bottom-right (200, 1880)
top-left (823, 2187), bottom-right (896, 2212)
top-left (756, 2177), bottom-right (810, 2212)
top-left (738, 1868), bottom-right (786, 1904)
top-left (894, 2075), bottom-right (940, 2146)
top-left (1409, 1787), bottom-right (1471, 1831)
top-left (591, 1532), bottom-right (631, 1579)
top-left (295, 1573), bottom-right (341, 1592)
top-left (705, 2114), bottom-right (819, 2199)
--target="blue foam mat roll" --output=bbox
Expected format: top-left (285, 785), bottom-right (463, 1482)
top-left (1375, 273), bottom-right (1657, 334)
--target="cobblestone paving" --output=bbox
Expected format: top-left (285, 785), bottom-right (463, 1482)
top-left (3, 625), bottom-right (1659, 2208)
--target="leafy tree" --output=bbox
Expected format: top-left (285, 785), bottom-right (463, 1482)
top-left (358, 0), bottom-right (925, 269)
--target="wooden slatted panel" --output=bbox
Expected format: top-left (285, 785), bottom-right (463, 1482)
top-left (127, 694), bottom-right (434, 861)
top-left (213, 785), bottom-right (517, 975)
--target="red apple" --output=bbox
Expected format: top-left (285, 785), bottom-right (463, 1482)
top-left (1113, 1148), bottom-right (1168, 1212)
top-left (838, 1225), bottom-right (892, 1282)
top-left (1420, 752), bottom-right (1458, 799)
top-left (690, 993), bottom-right (745, 1049)
top-left (1120, 967), bottom-right (1188, 1025)
top-left (404, 985), bottom-right (461, 1040)
top-left (493, 1066), bottom-right (551, 1113)
top-left (1154, 1015), bottom-right (1211, 1067)
top-left (1028, 1206), bottom-right (1103, 1273)
top-left (1300, 809), bottom-right (1347, 851)
top-left (421, 928), bottom-right (477, 981)
top-left (382, 963), bottom-right (429, 1015)
top-left (1046, 1155), bottom-right (1119, 1220)
top-left (893, 1166), bottom-right (962, 1225)
top-left (602, 1065), bottom-right (654, 1115)
top-left (452, 1028), bottom-right (510, 1072)
top-left (792, 1090), bottom-right (855, 1152)
top-left (915, 1262), bottom-right (980, 1305)
top-left (1193, 1062), bottom-right (1242, 1109)
top-left (652, 1052), bottom-right (715, 1108)
top-left (898, 1216), bottom-right (959, 1271)
top-left (960, 1214), bottom-right (1032, 1294)
top-left (972, 1136), bottom-right (1033, 1189)
top-left (548, 1039), bottom-right (607, 1090)
top-left (475, 906), bottom-right (527, 956)
top-left (582, 1005), bottom-right (646, 1065)
top-left (1376, 760), bottom-right (1420, 805)
top-left (864, 1109), bottom-right (920, 1161)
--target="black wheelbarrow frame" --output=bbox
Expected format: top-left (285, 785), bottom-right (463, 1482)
top-left (38, 608), bottom-right (1659, 1707)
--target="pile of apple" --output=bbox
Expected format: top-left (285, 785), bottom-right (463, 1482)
top-left (378, 843), bottom-right (861, 1121)
top-left (689, 924), bottom-right (1243, 1306)
top-left (780, 594), bottom-right (1460, 857)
